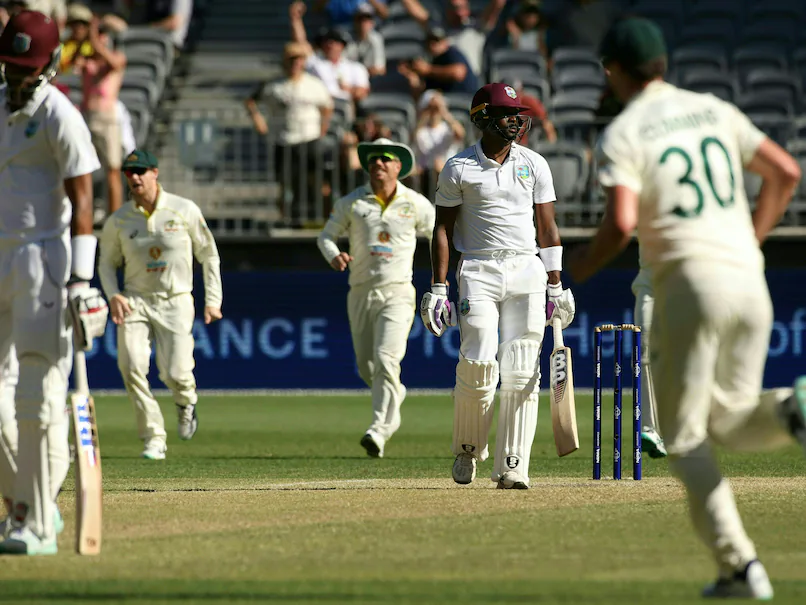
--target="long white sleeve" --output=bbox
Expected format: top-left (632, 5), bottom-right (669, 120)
top-left (189, 207), bottom-right (223, 308)
top-left (317, 196), bottom-right (352, 264)
top-left (98, 215), bottom-right (123, 299)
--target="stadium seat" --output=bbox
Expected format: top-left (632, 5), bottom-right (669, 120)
top-left (122, 78), bottom-right (160, 108)
top-left (489, 49), bottom-right (548, 82)
top-left (552, 68), bottom-right (604, 99)
top-left (551, 47), bottom-right (601, 72)
top-left (379, 20), bottom-right (425, 44)
top-left (737, 92), bottom-right (793, 117)
top-left (385, 41), bottom-right (426, 63)
top-left (530, 143), bottom-right (589, 200)
top-left (370, 69), bottom-right (411, 94)
top-left (744, 71), bottom-right (801, 108)
top-left (552, 112), bottom-right (597, 145)
top-left (549, 93), bottom-right (599, 119)
top-left (786, 141), bottom-right (806, 200)
top-left (732, 46), bottom-right (788, 86)
top-left (680, 21), bottom-right (736, 51)
top-left (739, 21), bottom-right (797, 50)
top-left (360, 94), bottom-right (417, 130)
top-left (119, 27), bottom-right (174, 71)
top-left (118, 86), bottom-right (151, 113)
top-left (671, 46), bottom-right (728, 75)
top-left (685, 3), bottom-right (743, 26)
top-left (442, 92), bottom-right (473, 117)
top-left (680, 70), bottom-right (737, 103)
top-left (517, 75), bottom-right (550, 103)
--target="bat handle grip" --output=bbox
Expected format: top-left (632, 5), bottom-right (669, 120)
top-left (552, 316), bottom-right (563, 348)
top-left (73, 343), bottom-right (89, 396)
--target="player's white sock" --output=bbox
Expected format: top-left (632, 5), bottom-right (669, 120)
top-left (13, 420), bottom-right (53, 539)
top-left (47, 406), bottom-right (70, 501)
top-left (494, 340), bottom-right (540, 484)
top-left (452, 358), bottom-right (498, 462)
top-left (669, 442), bottom-right (757, 576)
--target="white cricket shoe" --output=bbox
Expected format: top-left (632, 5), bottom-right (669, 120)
top-left (360, 431), bottom-right (384, 458)
top-left (0, 507), bottom-right (61, 539)
top-left (452, 453), bottom-right (476, 485)
top-left (702, 560), bottom-right (773, 600)
top-left (497, 470), bottom-right (530, 490)
top-left (142, 438), bottom-right (167, 460)
top-left (641, 427), bottom-right (668, 459)
top-left (0, 526), bottom-right (57, 555)
top-left (176, 404), bottom-right (198, 440)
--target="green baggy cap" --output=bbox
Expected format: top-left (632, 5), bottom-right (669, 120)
top-left (122, 149), bottom-right (159, 170)
top-left (599, 17), bottom-right (667, 70)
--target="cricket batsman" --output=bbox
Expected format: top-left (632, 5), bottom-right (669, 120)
top-left (422, 83), bottom-right (575, 489)
top-left (318, 138), bottom-right (435, 458)
top-left (570, 17), bottom-right (806, 599)
top-left (0, 10), bottom-right (108, 555)
top-left (98, 150), bottom-right (223, 460)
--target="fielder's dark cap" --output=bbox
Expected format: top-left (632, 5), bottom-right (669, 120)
top-left (0, 10), bottom-right (60, 68)
top-left (470, 82), bottom-right (528, 117)
top-left (122, 149), bottom-right (159, 170)
top-left (599, 17), bottom-right (666, 69)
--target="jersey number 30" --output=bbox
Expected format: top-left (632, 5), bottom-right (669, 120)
top-left (660, 136), bottom-right (735, 218)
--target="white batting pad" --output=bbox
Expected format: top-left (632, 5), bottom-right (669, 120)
top-left (47, 406), bottom-right (70, 501)
top-left (452, 358), bottom-right (499, 462)
top-left (14, 421), bottom-right (53, 539)
top-left (494, 340), bottom-right (541, 482)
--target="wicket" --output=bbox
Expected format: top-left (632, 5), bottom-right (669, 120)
top-left (593, 324), bottom-right (642, 481)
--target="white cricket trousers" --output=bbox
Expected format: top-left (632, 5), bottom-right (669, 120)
top-left (117, 292), bottom-right (197, 443)
top-left (652, 258), bottom-right (793, 576)
top-left (347, 281), bottom-right (415, 442)
top-left (0, 236), bottom-right (72, 540)
top-left (453, 253), bottom-right (547, 483)
top-left (631, 270), bottom-right (660, 433)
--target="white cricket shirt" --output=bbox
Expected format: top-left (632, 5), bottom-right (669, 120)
top-left (598, 81), bottom-right (766, 274)
top-left (98, 187), bottom-right (223, 308)
top-left (0, 84), bottom-right (100, 242)
top-left (317, 181), bottom-right (435, 288)
top-left (435, 141), bottom-right (556, 256)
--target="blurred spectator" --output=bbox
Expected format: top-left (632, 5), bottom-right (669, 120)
top-left (397, 27), bottom-right (478, 97)
top-left (290, 1), bottom-right (370, 107)
top-left (245, 41), bottom-right (334, 227)
top-left (344, 3), bottom-right (385, 77)
top-left (400, 0), bottom-right (507, 76)
top-left (542, 0), bottom-right (616, 59)
top-left (342, 113), bottom-right (392, 176)
top-left (7, 0), bottom-right (66, 29)
top-left (74, 14), bottom-right (127, 216)
top-left (61, 3), bottom-right (94, 72)
top-left (312, 0), bottom-right (388, 27)
top-left (504, 0), bottom-right (544, 52)
top-left (117, 98), bottom-right (136, 156)
top-left (511, 79), bottom-right (556, 146)
top-left (412, 90), bottom-right (464, 195)
top-left (144, 0), bottom-right (193, 53)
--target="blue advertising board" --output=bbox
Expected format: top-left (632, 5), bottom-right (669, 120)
top-left (82, 269), bottom-right (806, 390)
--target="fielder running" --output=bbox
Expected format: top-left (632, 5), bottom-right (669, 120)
top-left (98, 150), bottom-right (223, 460)
top-left (317, 138), bottom-right (435, 458)
top-left (0, 10), bottom-right (108, 555)
top-left (570, 17), bottom-right (806, 599)
top-left (422, 83), bottom-right (575, 489)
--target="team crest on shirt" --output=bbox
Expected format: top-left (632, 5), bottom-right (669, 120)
top-left (147, 247), bottom-right (167, 273)
top-left (459, 298), bottom-right (470, 316)
top-left (24, 120), bottom-right (39, 138)
top-left (516, 165), bottom-right (530, 180)
top-left (149, 247), bottom-right (162, 259)
top-left (504, 86), bottom-right (517, 99)
top-left (163, 219), bottom-right (180, 232)
top-left (377, 231), bottom-right (391, 243)
top-left (396, 202), bottom-right (414, 219)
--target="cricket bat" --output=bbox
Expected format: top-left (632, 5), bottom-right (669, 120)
top-left (70, 347), bottom-right (102, 555)
top-left (549, 317), bottom-right (579, 457)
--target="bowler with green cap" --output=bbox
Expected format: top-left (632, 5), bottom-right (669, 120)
top-left (121, 149), bottom-right (159, 172)
top-left (357, 138), bottom-right (415, 179)
top-left (599, 16), bottom-right (667, 99)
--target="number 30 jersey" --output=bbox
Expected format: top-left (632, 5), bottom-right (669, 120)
top-left (597, 80), bottom-right (766, 275)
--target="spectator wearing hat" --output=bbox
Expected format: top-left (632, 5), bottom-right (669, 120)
top-left (398, 26), bottom-right (478, 97)
top-left (245, 41), bottom-right (333, 227)
top-left (412, 90), bottom-right (465, 194)
top-left (311, 0), bottom-right (387, 27)
top-left (504, 0), bottom-right (544, 52)
top-left (70, 10), bottom-right (126, 218)
top-left (317, 137), bottom-right (434, 460)
top-left (511, 79), bottom-right (556, 146)
top-left (344, 2), bottom-right (385, 77)
top-left (60, 4), bottom-right (94, 72)
top-left (144, 0), bottom-right (193, 53)
top-left (400, 0), bottom-right (507, 76)
top-left (289, 1), bottom-right (370, 105)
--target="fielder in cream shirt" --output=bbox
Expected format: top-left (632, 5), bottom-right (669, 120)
top-left (98, 150), bottom-right (223, 460)
top-left (570, 18), bottom-right (806, 600)
top-left (317, 138), bottom-right (435, 458)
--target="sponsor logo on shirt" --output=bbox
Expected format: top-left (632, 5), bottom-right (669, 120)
top-left (516, 165), bottom-right (530, 180)
top-left (396, 202), bottom-right (414, 219)
top-left (147, 246), bottom-right (167, 272)
top-left (369, 245), bottom-right (393, 259)
top-left (163, 219), bottom-right (180, 232)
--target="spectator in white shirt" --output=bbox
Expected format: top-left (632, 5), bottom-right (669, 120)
top-left (145, 0), bottom-right (193, 52)
top-left (412, 90), bottom-right (464, 194)
top-left (345, 2), bottom-right (385, 77)
top-left (504, 0), bottom-right (544, 52)
top-left (289, 2), bottom-right (370, 106)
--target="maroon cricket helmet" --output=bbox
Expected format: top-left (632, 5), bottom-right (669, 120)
top-left (0, 10), bottom-right (61, 68)
top-left (469, 82), bottom-right (529, 120)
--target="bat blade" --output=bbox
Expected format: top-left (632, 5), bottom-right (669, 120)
top-left (549, 321), bottom-right (579, 457)
top-left (71, 392), bottom-right (102, 555)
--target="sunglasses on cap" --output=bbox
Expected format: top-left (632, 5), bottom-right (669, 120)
top-left (124, 167), bottom-right (149, 177)
top-left (367, 152), bottom-right (399, 163)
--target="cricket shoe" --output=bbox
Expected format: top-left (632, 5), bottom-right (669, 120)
top-left (452, 452), bottom-right (476, 485)
top-left (641, 427), bottom-right (668, 459)
top-left (496, 470), bottom-right (530, 490)
top-left (360, 431), bottom-right (384, 458)
top-left (177, 403), bottom-right (198, 440)
top-left (1, 506), bottom-right (63, 539)
top-left (702, 560), bottom-right (773, 600)
top-left (0, 526), bottom-right (57, 556)
top-left (142, 438), bottom-right (167, 460)
top-left (782, 376), bottom-right (806, 455)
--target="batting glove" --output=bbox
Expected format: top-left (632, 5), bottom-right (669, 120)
top-left (68, 279), bottom-right (110, 351)
top-left (420, 283), bottom-right (457, 338)
top-left (546, 282), bottom-right (575, 329)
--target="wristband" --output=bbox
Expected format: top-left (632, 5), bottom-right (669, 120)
top-left (431, 283), bottom-right (448, 296)
top-left (547, 282), bottom-right (563, 297)
top-left (71, 234), bottom-right (97, 281)
top-left (540, 245), bottom-right (563, 272)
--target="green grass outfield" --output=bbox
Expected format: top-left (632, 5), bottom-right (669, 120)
top-left (3, 393), bottom-right (806, 604)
